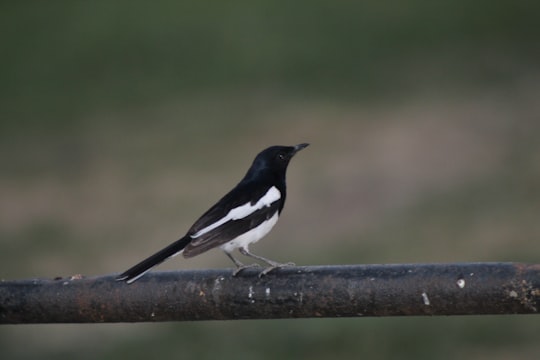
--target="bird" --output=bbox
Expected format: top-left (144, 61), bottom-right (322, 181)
top-left (116, 143), bottom-right (309, 284)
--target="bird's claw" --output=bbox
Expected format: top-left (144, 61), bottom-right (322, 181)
top-left (258, 262), bottom-right (295, 277)
top-left (232, 263), bottom-right (261, 277)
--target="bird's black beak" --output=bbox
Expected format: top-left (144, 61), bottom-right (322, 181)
top-left (292, 143), bottom-right (309, 155)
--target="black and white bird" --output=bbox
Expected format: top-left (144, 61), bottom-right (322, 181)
top-left (116, 143), bottom-right (309, 284)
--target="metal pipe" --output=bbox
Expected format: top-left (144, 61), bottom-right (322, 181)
top-left (1, 263), bottom-right (538, 324)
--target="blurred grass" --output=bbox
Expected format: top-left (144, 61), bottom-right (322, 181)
top-left (1, 1), bottom-right (540, 359)
top-left (1, 1), bottom-right (539, 133)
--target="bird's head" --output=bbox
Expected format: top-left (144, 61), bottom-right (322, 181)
top-left (246, 143), bottom-right (309, 180)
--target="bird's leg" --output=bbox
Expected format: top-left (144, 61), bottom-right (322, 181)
top-left (225, 251), bottom-right (260, 276)
top-left (238, 247), bottom-right (295, 277)
top-left (238, 247), bottom-right (294, 267)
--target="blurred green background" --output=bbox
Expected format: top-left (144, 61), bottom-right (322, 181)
top-left (1, 1), bottom-right (539, 359)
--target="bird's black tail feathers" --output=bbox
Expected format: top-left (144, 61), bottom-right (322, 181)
top-left (116, 235), bottom-right (191, 284)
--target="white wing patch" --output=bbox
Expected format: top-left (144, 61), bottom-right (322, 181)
top-left (191, 186), bottom-right (281, 238)
top-left (220, 211), bottom-right (279, 253)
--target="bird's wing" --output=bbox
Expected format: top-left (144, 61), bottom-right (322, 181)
top-left (182, 183), bottom-right (282, 257)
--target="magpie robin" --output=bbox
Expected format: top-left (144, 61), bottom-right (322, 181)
top-left (116, 143), bottom-right (309, 283)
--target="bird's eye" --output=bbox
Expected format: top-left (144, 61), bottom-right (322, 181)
top-left (278, 153), bottom-right (286, 161)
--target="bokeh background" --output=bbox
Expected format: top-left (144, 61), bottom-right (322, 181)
top-left (1, 1), bottom-right (539, 359)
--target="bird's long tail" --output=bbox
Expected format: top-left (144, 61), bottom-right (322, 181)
top-left (116, 235), bottom-right (191, 284)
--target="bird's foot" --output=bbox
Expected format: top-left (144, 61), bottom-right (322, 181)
top-left (258, 262), bottom-right (295, 278)
top-left (232, 263), bottom-right (261, 277)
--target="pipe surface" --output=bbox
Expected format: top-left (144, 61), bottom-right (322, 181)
top-left (1, 263), bottom-right (539, 324)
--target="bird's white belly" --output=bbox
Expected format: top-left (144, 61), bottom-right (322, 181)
top-left (220, 211), bottom-right (279, 252)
